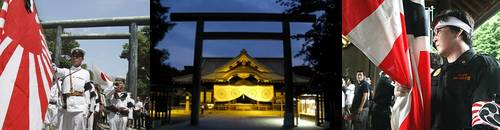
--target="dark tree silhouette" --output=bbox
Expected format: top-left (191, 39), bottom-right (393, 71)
top-left (151, 0), bottom-right (175, 46)
top-left (150, 0), bottom-right (178, 85)
top-left (278, 0), bottom-right (339, 129)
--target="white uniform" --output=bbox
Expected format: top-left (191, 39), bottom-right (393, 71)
top-left (54, 66), bottom-right (90, 130)
top-left (44, 81), bottom-right (63, 129)
top-left (135, 101), bottom-right (143, 113)
top-left (108, 90), bottom-right (135, 130)
top-left (345, 84), bottom-right (355, 108)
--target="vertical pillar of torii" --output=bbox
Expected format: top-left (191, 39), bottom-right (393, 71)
top-left (55, 25), bottom-right (63, 66)
top-left (128, 22), bottom-right (138, 98)
top-left (282, 18), bottom-right (295, 128)
top-left (191, 17), bottom-right (204, 125)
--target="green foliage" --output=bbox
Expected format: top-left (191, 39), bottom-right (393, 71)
top-left (43, 29), bottom-right (81, 68)
top-left (473, 12), bottom-right (500, 60)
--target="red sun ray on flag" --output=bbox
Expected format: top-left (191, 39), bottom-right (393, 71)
top-left (0, 0), bottom-right (53, 129)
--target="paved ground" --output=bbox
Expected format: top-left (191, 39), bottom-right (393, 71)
top-left (155, 111), bottom-right (326, 130)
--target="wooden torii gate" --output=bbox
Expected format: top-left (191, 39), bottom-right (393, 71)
top-left (171, 13), bottom-right (315, 127)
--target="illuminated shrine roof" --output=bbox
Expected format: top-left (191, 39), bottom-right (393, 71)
top-left (173, 49), bottom-right (310, 84)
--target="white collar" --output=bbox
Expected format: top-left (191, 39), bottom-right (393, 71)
top-left (70, 66), bottom-right (82, 70)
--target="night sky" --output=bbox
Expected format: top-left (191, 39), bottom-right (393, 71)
top-left (160, 0), bottom-right (315, 70)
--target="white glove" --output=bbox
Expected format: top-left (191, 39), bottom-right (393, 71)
top-left (394, 82), bottom-right (410, 97)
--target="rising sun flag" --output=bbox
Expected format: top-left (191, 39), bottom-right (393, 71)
top-left (0, 0), bottom-right (53, 129)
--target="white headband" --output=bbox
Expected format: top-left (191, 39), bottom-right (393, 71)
top-left (434, 16), bottom-right (472, 33)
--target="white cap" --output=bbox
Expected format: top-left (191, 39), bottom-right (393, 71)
top-left (70, 47), bottom-right (86, 56)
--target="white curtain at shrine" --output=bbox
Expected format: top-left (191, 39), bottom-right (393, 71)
top-left (214, 85), bottom-right (244, 102)
top-left (214, 85), bottom-right (274, 102)
top-left (241, 86), bottom-right (274, 102)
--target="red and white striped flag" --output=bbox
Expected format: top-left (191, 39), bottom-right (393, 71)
top-left (342, 0), bottom-right (411, 87)
top-left (0, 0), bottom-right (53, 129)
top-left (396, 0), bottom-right (431, 130)
top-left (342, 0), bottom-right (431, 129)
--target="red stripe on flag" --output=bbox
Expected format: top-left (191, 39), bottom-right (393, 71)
top-left (473, 102), bottom-right (484, 107)
top-left (472, 118), bottom-right (481, 126)
top-left (2, 51), bottom-right (29, 130)
top-left (35, 57), bottom-right (49, 120)
top-left (0, 36), bottom-right (16, 74)
top-left (472, 110), bottom-right (479, 114)
top-left (341, 0), bottom-right (384, 35)
top-left (418, 51), bottom-right (432, 130)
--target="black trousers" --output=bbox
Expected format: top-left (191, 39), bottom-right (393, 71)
top-left (371, 105), bottom-right (391, 130)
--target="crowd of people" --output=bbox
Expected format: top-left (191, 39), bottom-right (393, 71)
top-left (43, 48), bottom-right (150, 130)
top-left (342, 9), bottom-right (500, 130)
top-left (342, 71), bottom-right (394, 130)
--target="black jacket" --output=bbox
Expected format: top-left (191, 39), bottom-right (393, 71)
top-left (373, 76), bottom-right (394, 108)
top-left (431, 50), bottom-right (500, 130)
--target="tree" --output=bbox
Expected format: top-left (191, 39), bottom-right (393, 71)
top-left (473, 12), bottom-right (499, 60)
top-left (278, 0), bottom-right (338, 129)
top-left (151, 0), bottom-right (175, 46)
top-left (151, 0), bottom-right (178, 85)
top-left (43, 28), bottom-right (81, 69)
top-left (120, 27), bottom-right (151, 96)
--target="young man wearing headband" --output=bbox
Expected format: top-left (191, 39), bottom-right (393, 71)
top-left (430, 10), bottom-right (500, 129)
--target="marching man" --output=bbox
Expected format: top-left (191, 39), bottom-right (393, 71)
top-left (52, 48), bottom-right (91, 130)
top-left (105, 78), bottom-right (135, 130)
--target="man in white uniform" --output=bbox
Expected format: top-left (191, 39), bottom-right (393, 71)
top-left (134, 96), bottom-right (144, 128)
top-left (53, 48), bottom-right (90, 130)
top-left (106, 78), bottom-right (135, 130)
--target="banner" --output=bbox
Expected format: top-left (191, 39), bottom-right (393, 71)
top-left (214, 85), bottom-right (274, 102)
top-left (342, 0), bottom-right (431, 129)
top-left (0, 0), bottom-right (53, 129)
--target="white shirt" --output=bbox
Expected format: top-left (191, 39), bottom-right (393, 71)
top-left (111, 92), bottom-right (131, 109)
top-left (49, 81), bottom-right (62, 105)
top-left (342, 90), bottom-right (346, 108)
top-left (111, 91), bottom-right (134, 119)
top-left (345, 84), bottom-right (355, 106)
top-left (54, 66), bottom-right (90, 112)
top-left (54, 66), bottom-right (90, 94)
top-left (134, 101), bottom-right (143, 111)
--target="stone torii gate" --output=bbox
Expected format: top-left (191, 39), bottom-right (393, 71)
top-left (41, 16), bottom-right (150, 98)
top-left (171, 13), bottom-right (315, 127)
